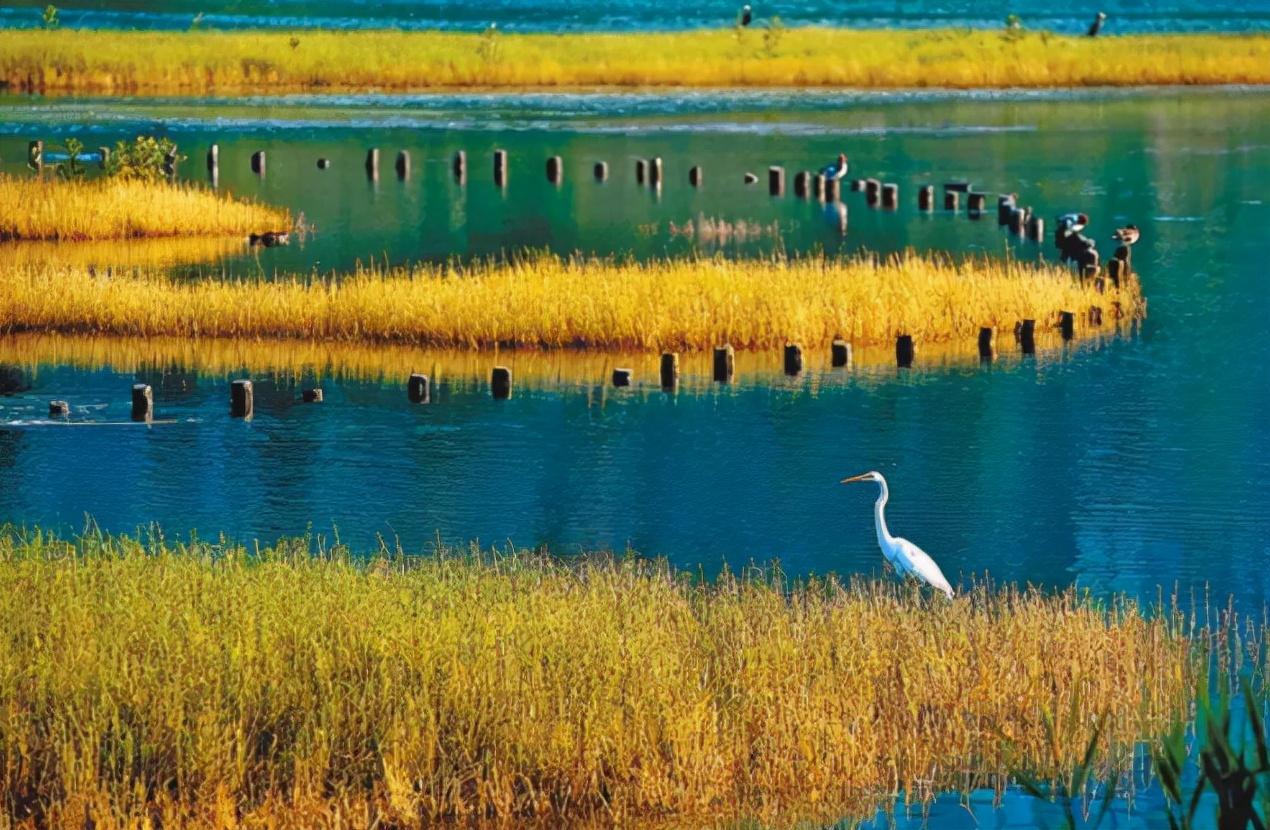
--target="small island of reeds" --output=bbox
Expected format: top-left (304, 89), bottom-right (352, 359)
top-left (0, 175), bottom-right (288, 242)
top-left (0, 254), bottom-right (1141, 351)
top-left (3, 27), bottom-right (1269, 94)
top-left (0, 527), bottom-right (1234, 828)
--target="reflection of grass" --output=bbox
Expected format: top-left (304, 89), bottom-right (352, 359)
top-left (2, 28), bottom-right (1269, 92)
top-left (0, 175), bottom-right (287, 241)
top-left (0, 331), bottom-right (1122, 394)
top-left (0, 236), bottom-right (245, 269)
top-left (0, 254), bottom-right (1141, 351)
top-left (0, 528), bottom-right (1209, 827)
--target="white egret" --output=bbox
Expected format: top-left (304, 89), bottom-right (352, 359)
top-left (840, 471), bottom-right (954, 599)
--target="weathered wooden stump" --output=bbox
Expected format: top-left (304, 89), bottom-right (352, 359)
top-left (978, 327), bottom-right (995, 361)
top-left (689, 165), bottom-right (703, 187)
top-left (1027, 216), bottom-right (1045, 243)
top-left (660, 352), bottom-right (679, 389)
top-left (769, 166), bottom-right (785, 196)
top-left (713, 345), bottom-right (735, 383)
top-left (783, 343), bottom-right (803, 375)
top-left (649, 157), bottom-right (664, 187)
top-left (612, 368), bottom-right (632, 387)
top-left (824, 176), bottom-right (841, 202)
top-left (302, 388), bottom-right (324, 403)
top-left (407, 373), bottom-right (430, 404)
top-left (316, 157), bottom-right (331, 170)
top-left (491, 367), bottom-right (512, 400)
top-left (880, 183), bottom-right (899, 209)
top-left (395, 150), bottom-right (411, 180)
top-left (864, 179), bottom-right (881, 205)
top-left (48, 400), bottom-right (69, 417)
top-left (895, 335), bottom-right (915, 368)
top-left (546, 155), bottom-right (563, 184)
top-left (1018, 320), bottom-right (1036, 354)
top-left (744, 172), bottom-right (759, 185)
top-left (944, 191), bottom-right (959, 211)
top-left (131, 384), bottom-right (153, 422)
top-left (998, 195), bottom-right (1016, 226)
top-left (918, 185), bottom-right (935, 211)
top-left (813, 173), bottom-right (827, 201)
top-left (250, 150), bottom-right (266, 176)
top-left (636, 159), bottom-right (647, 184)
top-left (453, 150), bottom-right (467, 182)
top-left (230, 380), bottom-right (254, 418)
top-left (1059, 310), bottom-right (1075, 340)
top-left (493, 149), bottom-right (508, 186)
top-left (594, 161), bottom-right (609, 181)
top-left (831, 339), bottom-right (851, 367)
top-left (793, 170), bottom-right (809, 198)
top-left (365, 148), bottom-right (380, 181)
top-left (967, 192), bottom-right (987, 217)
top-left (1089, 306), bottom-right (1104, 326)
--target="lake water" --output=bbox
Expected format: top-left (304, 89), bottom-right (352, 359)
top-left (2, 86), bottom-right (1269, 828)
top-left (1, 0), bottom-right (1269, 33)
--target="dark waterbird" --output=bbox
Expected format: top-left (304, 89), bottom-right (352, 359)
top-left (249, 231), bottom-right (290, 247)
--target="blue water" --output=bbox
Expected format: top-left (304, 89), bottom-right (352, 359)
top-left (2, 0), bottom-right (1269, 33)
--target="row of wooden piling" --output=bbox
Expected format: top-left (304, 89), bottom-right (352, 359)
top-left (49, 313), bottom-right (1107, 421)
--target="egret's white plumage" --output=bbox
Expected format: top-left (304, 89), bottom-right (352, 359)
top-left (841, 471), bottom-right (954, 599)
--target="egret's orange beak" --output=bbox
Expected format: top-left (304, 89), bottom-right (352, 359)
top-left (840, 473), bottom-right (870, 484)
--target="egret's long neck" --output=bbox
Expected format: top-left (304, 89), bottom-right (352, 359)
top-left (873, 480), bottom-right (895, 546)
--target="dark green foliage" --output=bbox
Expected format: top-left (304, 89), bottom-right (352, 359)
top-left (102, 136), bottom-right (183, 182)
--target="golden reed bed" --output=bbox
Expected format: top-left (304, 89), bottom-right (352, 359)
top-left (0, 528), bottom-right (1215, 829)
top-left (0, 175), bottom-right (288, 242)
top-left (0, 254), bottom-right (1140, 351)
top-left (3, 28), bottom-right (1270, 93)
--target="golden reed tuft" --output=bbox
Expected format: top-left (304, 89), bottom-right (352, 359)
top-left (0, 175), bottom-right (288, 241)
top-left (0, 528), bottom-right (1216, 828)
top-left (0, 254), bottom-right (1140, 351)
top-left (2, 28), bottom-right (1270, 93)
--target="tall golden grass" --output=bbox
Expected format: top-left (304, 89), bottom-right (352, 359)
top-left (0, 236), bottom-right (246, 270)
top-left (3, 28), bottom-right (1270, 93)
top-left (0, 527), bottom-right (1216, 828)
top-left (0, 175), bottom-right (288, 241)
top-left (0, 254), bottom-right (1139, 351)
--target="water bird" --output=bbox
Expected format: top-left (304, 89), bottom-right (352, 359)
top-left (1112, 224), bottom-right (1140, 246)
top-left (821, 153), bottom-right (849, 181)
top-left (738, 4), bottom-right (752, 26)
top-left (1058, 212), bottom-right (1089, 234)
top-left (840, 471), bottom-right (954, 599)
top-left (1088, 11), bottom-right (1107, 36)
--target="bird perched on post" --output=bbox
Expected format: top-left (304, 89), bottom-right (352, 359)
top-left (738, 4), bottom-right (753, 26)
top-left (1088, 11), bottom-right (1107, 36)
top-left (841, 471), bottom-right (954, 600)
top-left (821, 152), bottom-right (849, 181)
top-left (1112, 224), bottom-right (1139, 270)
top-left (1057, 212), bottom-right (1097, 265)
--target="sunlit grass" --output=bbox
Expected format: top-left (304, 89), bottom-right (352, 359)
top-left (0, 236), bottom-right (246, 269)
top-left (0, 527), bottom-right (1215, 828)
top-left (2, 28), bottom-right (1269, 92)
top-left (0, 254), bottom-right (1140, 351)
top-left (0, 175), bottom-right (288, 241)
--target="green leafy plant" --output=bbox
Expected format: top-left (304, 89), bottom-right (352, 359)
top-left (103, 135), bottom-right (183, 182)
top-left (54, 138), bottom-right (87, 180)
top-left (1010, 710), bottom-right (1120, 830)
top-left (1155, 678), bottom-right (1270, 830)
top-left (41, 4), bottom-right (58, 29)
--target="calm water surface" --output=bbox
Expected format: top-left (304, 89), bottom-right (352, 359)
top-left (1, 88), bottom-right (1268, 828)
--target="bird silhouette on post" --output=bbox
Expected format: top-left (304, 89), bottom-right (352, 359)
top-left (1088, 11), bottom-right (1107, 36)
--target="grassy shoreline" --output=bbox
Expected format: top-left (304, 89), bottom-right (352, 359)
top-left (0, 254), bottom-right (1139, 351)
top-left (3, 28), bottom-right (1270, 93)
top-left (0, 527), bottom-right (1214, 827)
top-left (0, 176), bottom-right (288, 242)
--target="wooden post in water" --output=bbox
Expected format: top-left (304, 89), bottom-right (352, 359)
top-left (865, 179), bottom-right (881, 205)
top-left (206, 144), bottom-right (218, 174)
top-left (453, 150), bottom-right (467, 182)
top-left (1107, 259), bottom-right (1124, 286)
top-left (813, 173), bottom-right (827, 201)
top-left (48, 400), bottom-right (69, 417)
top-left (230, 380), bottom-right (254, 418)
top-left (649, 157), bottom-right (663, 187)
top-left (491, 367), bottom-right (512, 400)
top-left (824, 176), bottom-right (840, 202)
top-left (395, 150), bottom-right (411, 180)
top-left (1009, 208), bottom-right (1026, 235)
top-left (978, 327), bottom-right (995, 361)
top-left (997, 195), bottom-right (1016, 226)
top-left (689, 165), bottom-right (703, 187)
top-left (769, 166), bottom-right (785, 196)
top-left (944, 190), bottom-right (959, 211)
top-left (1018, 320), bottom-right (1036, 354)
top-left (967, 192), bottom-right (986, 217)
top-left (1089, 306), bottom-right (1104, 326)
top-left (302, 389), bottom-right (324, 403)
top-left (660, 353), bottom-right (679, 389)
top-left (783, 343), bottom-right (803, 375)
top-left (881, 183), bottom-right (899, 209)
top-left (918, 185), bottom-right (934, 211)
top-left (636, 159), bottom-right (647, 185)
top-left (316, 157), bottom-right (331, 170)
top-left (895, 335), bottom-right (915, 368)
top-left (793, 171), bottom-right (808, 198)
top-left (251, 150), bottom-right (266, 176)
top-left (97, 146), bottom-right (110, 169)
top-left (713, 345), bottom-right (735, 383)
top-left (131, 384), bottom-right (153, 422)
top-left (1059, 310), bottom-right (1075, 340)
top-left (1027, 216), bottom-right (1045, 243)
top-left (546, 155), bottom-right (563, 184)
top-left (850, 179), bottom-right (865, 192)
top-left (407, 373), bottom-right (430, 404)
top-left (612, 368), bottom-right (632, 387)
top-left (27, 140), bottom-right (43, 173)
top-left (594, 161), bottom-right (609, 181)
top-left (365, 148), bottom-right (380, 181)
top-left (493, 149), bottom-right (508, 186)
top-left (831, 339), bottom-right (851, 367)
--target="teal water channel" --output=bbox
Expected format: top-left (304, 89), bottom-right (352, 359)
top-left (1, 86), bottom-right (1269, 828)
